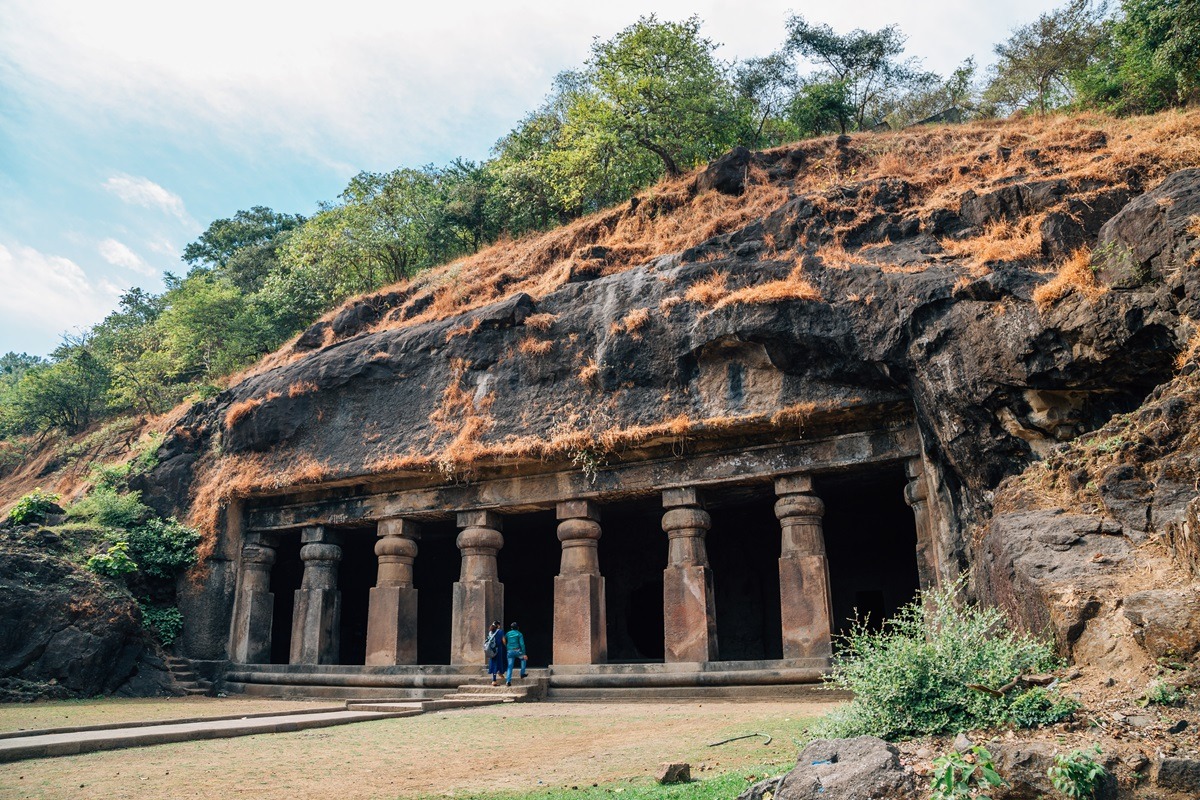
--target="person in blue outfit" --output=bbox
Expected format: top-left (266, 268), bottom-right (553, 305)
top-left (485, 621), bottom-right (506, 686)
top-left (503, 622), bottom-right (527, 686)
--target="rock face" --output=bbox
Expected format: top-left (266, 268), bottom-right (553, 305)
top-left (0, 542), bottom-right (152, 699)
top-left (129, 118), bottom-right (1200, 669)
top-left (773, 737), bottom-right (916, 800)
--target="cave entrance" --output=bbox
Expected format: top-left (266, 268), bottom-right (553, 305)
top-left (336, 527), bottom-right (377, 666)
top-left (415, 519), bottom-right (459, 665)
top-left (707, 485), bottom-right (784, 661)
top-left (268, 531), bottom-right (302, 665)
top-left (598, 496), bottom-right (666, 662)
top-left (820, 465), bottom-right (920, 638)
top-left (497, 510), bottom-right (557, 667)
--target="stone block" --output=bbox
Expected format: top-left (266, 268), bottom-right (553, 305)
top-left (557, 499), bottom-right (600, 521)
top-left (553, 573), bottom-right (606, 664)
top-left (377, 517), bottom-right (421, 539)
top-left (450, 579), bottom-right (503, 665)
top-left (662, 487), bottom-right (702, 508)
top-left (779, 554), bottom-right (832, 662)
top-left (775, 474), bottom-right (814, 496)
top-left (663, 564), bottom-right (717, 663)
top-left (1156, 758), bottom-right (1200, 793)
top-left (656, 763), bottom-right (691, 784)
top-left (365, 585), bottom-right (418, 666)
top-left (457, 510), bottom-right (503, 531)
top-left (290, 587), bottom-right (340, 665)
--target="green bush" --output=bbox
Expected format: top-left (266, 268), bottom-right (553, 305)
top-left (126, 517), bottom-right (201, 579)
top-left (85, 540), bottom-right (138, 579)
top-left (1007, 686), bottom-right (1080, 728)
top-left (67, 485), bottom-right (149, 529)
top-left (1142, 680), bottom-right (1185, 707)
top-left (140, 602), bottom-right (184, 645)
top-left (8, 488), bottom-right (61, 524)
top-left (1048, 746), bottom-right (1106, 799)
top-left (815, 581), bottom-right (1066, 740)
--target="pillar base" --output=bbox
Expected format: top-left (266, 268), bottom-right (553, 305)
top-left (290, 588), bottom-right (341, 665)
top-left (779, 554), bottom-right (833, 662)
top-left (365, 585), bottom-right (419, 666)
top-left (663, 564), bottom-right (718, 663)
top-left (553, 573), bottom-right (607, 665)
top-left (450, 580), bottom-right (503, 665)
top-left (230, 589), bottom-right (274, 664)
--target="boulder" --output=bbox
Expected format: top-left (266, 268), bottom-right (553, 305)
top-left (989, 742), bottom-right (1116, 800)
top-left (0, 545), bottom-right (148, 698)
top-left (1096, 168), bottom-right (1200, 288)
top-left (697, 146), bottom-right (752, 196)
top-left (775, 737), bottom-right (915, 800)
top-left (1156, 757), bottom-right (1200, 793)
top-left (655, 762), bottom-right (691, 784)
top-left (1122, 588), bottom-right (1200, 660)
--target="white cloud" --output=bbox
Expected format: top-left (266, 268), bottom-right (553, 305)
top-left (103, 173), bottom-right (193, 224)
top-left (0, 241), bottom-right (122, 349)
top-left (98, 237), bottom-right (158, 277)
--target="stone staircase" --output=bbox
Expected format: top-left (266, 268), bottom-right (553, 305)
top-left (345, 672), bottom-right (548, 714)
top-left (165, 655), bottom-right (213, 696)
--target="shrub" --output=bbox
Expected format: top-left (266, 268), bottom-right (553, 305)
top-left (815, 581), bottom-right (1064, 740)
top-left (140, 602), bottom-right (184, 646)
top-left (8, 488), bottom-right (61, 525)
top-left (1047, 746), bottom-right (1106, 799)
top-left (930, 746), bottom-right (1005, 800)
top-left (85, 540), bottom-right (138, 579)
top-left (126, 517), bottom-right (201, 579)
top-left (1007, 686), bottom-right (1081, 728)
top-left (67, 485), bottom-right (150, 529)
top-left (1142, 680), bottom-right (1185, 707)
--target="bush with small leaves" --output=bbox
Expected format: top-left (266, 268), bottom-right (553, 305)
top-left (816, 578), bottom-right (1065, 740)
top-left (1047, 746), bottom-right (1106, 799)
top-left (85, 540), bottom-right (138, 580)
top-left (1008, 686), bottom-right (1081, 728)
top-left (126, 517), bottom-right (201, 579)
top-left (140, 602), bottom-right (184, 646)
top-left (930, 745), bottom-right (1006, 800)
top-left (1142, 680), bottom-right (1185, 707)
top-left (7, 488), bottom-right (61, 525)
top-left (66, 485), bottom-right (150, 529)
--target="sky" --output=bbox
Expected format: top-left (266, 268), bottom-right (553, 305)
top-left (0, 0), bottom-right (1065, 357)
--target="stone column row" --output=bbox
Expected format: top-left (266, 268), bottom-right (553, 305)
top-left (228, 472), bottom-right (841, 669)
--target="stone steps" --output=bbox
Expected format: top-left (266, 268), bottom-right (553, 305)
top-left (164, 655), bottom-right (213, 697)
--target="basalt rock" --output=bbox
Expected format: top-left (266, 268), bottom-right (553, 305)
top-left (774, 736), bottom-right (916, 800)
top-left (1096, 168), bottom-right (1200, 289)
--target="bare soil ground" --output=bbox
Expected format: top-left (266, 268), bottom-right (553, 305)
top-left (0, 697), bottom-right (333, 733)
top-left (0, 699), bottom-right (839, 800)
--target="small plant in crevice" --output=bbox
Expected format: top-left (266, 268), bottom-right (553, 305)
top-left (1007, 685), bottom-right (1081, 728)
top-left (139, 602), bottom-right (184, 646)
top-left (571, 447), bottom-right (608, 484)
top-left (1047, 746), bottom-right (1106, 799)
top-left (1141, 679), bottom-right (1186, 707)
top-left (930, 745), bottom-right (1005, 800)
top-left (86, 540), bottom-right (138, 580)
top-left (7, 488), bottom-right (61, 525)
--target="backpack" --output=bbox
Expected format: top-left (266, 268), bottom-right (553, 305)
top-left (484, 630), bottom-right (499, 658)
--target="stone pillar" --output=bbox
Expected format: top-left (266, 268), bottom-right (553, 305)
top-left (228, 531), bottom-right (278, 664)
top-left (365, 518), bottom-right (421, 666)
top-left (775, 475), bottom-right (833, 663)
top-left (553, 500), bottom-right (607, 665)
top-left (290, 525), bottom-right (342, 665)
top-left (904, 457), bottom-right (939, 592)
top-left (661, 488), bottom-right (718, 663)
top-left (450, 511), bottom-right (504, 666)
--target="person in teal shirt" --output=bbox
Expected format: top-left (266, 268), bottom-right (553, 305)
top-left (503, 622), bottom-right (527, 686)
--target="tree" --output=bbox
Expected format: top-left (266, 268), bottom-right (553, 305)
top-left (786, 79), bottom-right (855, 136)
top-left (733, 52), bottom-right (800, 147)
top-left (886, 58), bottom-right (980, 128)
top-left (1076, 0), bottom-right (1200, 113)
top-left (183, 206), bottom-right (306, 293)
top-left (587, 15), bottom-right (746, 177)
top-left (785, 15), bottom-right (929, 131)
top-left (3, 343), bottom-right (111, 435)
top-left (983, 0), bottom-right (1109, 115)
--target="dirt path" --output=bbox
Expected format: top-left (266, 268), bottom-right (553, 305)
top-left (0, 699), bottom-right (842, 799)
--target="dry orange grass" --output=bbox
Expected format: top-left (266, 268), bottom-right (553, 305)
top-left (223, 391), bottom-right (279, 429)
top-left (578, 360), bottom-right (599, 386)
top-left (610, 307), bottom-right (652, 337)
top-left (941, 218), bottom-right (1044, 267)
top-left (684, 272), bottom-right (729, 304)
top-left (518, 337), bottom-right (554, 356)
top-left (524, 312), bottom-right (558, 332)
top-left (287, 381), bottom-right (319, 398)
top-left (445, 317), bottom-right (482, 342)
top-left (1032, 248), bottom-right (1106, 309)
top-left (659, 296), bottom-right (683, 317)
top-left (814, 243), bottom-right (870, 270)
